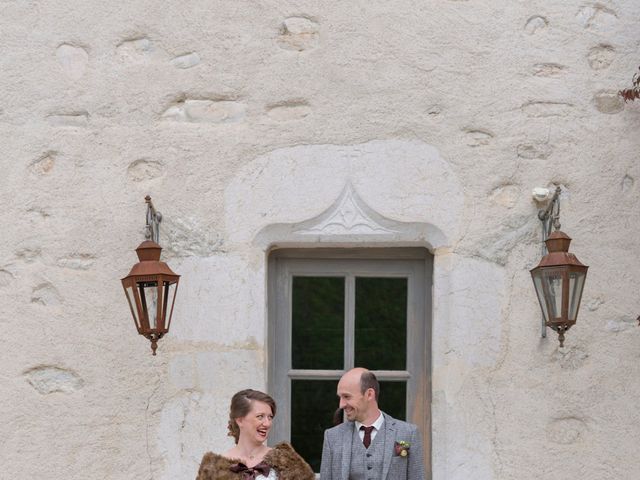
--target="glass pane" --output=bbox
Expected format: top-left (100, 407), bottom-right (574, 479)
top-left (138, 281), bottom-right (159, 329)
top-left (125, 285), bottom-right (141, 330)
top-left (532, 275), bottom-right (549, 322)
top-left (163, 282), bottom-right (177, 329)
top-left (292, 277), bottom-right (344, 369)
top-left (291, 380), bottom-right (339, 473)
top-left (568, 272), bottom-right (586, 321)
top-left (543, 273), bottom-right (563, 319)
top-left (378, 381), bottom-right (407, 421)
top-left (355, 277), bottom-right (407, 370)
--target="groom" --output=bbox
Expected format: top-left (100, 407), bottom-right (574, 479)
top-left (320, 368), bottom-right (426, 480)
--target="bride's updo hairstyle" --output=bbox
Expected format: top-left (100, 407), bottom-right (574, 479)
top-left (227, 389), bottom-right (277, 444)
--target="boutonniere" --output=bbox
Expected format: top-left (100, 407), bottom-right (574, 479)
top-left (394, 440), bottom-right (410, 457)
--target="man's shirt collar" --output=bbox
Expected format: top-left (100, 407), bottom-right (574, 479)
top-left (355, 411), bottom-right (384, 431)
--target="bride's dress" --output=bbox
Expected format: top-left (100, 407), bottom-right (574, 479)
top-left (256, 469), bottom-right (278, 480)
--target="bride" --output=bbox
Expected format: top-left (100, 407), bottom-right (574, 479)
top-left (196, 389), bottom-right (315, 480)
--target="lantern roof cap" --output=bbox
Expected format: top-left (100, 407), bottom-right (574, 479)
top-left (122, 241), bottom-right (180, 280)
top-left (135, 240), bottom-right (162, 261)
top-left (531, 230), bottom-right (588, 270)
top-left (545, 230), bottom-right (571, 253)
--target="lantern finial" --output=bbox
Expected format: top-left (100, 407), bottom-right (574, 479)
top-left (150, 335), bottom-right (159, 356)
top-left (558, 326), bottom-right (565, 348)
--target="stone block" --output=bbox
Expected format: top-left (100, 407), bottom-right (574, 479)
top-left (162, 99), bottom-right (246, 124)
top-left (56, 44), bottom-right (88, 80)
top-left (23, 366), bottom-right (84, 394)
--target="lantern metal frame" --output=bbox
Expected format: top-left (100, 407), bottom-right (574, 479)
top-left (535, 186), bottom-right (562, 338)
top-left (121, 197), bottom-right (180, 355)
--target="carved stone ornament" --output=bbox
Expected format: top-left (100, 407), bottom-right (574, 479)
top-left (294, 184), bottom-right (398, 235)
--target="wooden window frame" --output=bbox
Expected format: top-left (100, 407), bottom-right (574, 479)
top-left (267, 248), bottom-right (432, 473)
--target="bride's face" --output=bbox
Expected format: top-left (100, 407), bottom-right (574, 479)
top-left (237, 400), bottom-right (274, 444)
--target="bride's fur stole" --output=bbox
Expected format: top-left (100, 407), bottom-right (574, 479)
top-left (196, 442), bottom-right (315, 480)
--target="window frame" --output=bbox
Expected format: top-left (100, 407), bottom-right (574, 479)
top-left (267, 248), bottom-right (432, 471)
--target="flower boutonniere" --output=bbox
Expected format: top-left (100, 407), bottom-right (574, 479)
top-left (394, 440), bottom-right (410, 457)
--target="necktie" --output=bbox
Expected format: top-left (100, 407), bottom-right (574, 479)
top-left (230, 461), bottom-right (271, 479)
top-left (360, 425), bottom-right (374, 448)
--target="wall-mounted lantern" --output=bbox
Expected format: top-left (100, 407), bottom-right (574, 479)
top-left (121, 196), bottom-right (180, 355)
top-left (530, 187), bottom-right (588, 347)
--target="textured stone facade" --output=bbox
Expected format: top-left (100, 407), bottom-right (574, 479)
top-left (2, 1), bottom-right (640, 479)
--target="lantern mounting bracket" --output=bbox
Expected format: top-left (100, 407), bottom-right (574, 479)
top-left (145, 195), bottom-right (162, 244)
top-left (537, 185), bottom-right (562, 239)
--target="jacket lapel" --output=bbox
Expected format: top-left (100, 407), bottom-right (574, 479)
top-left (341, 422), bottom-right (354, 480)
top-left (381, 413), bottom-right (396, 480)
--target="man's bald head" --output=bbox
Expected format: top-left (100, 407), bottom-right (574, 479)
top-left (337, 368), bottom-right (381, 424)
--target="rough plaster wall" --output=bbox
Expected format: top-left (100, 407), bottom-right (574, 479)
top-left (1, 1), bottom-right (640, 480)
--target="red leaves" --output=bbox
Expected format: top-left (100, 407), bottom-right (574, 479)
top-left (620, 89), bottom-right (640, 102)
top-left (619, 66), bottom-right (640, 103)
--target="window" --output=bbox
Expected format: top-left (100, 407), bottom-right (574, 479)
top-left (268, 249), bottom-right (432, 474)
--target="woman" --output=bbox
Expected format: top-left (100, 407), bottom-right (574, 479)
top-left (196, 389), bottom-right (315, 480)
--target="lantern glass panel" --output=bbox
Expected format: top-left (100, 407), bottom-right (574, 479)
top-left (124, 285), bottom-right (141, 330)
top-left (138, 281), bottom-right (159, 329)
top-left (544, 272), bottom-right (563, 319)
top-left (163, 281), bottom-right (177, 330)
top-left (568, 271), bottom-right (586, 321)
top-left (533, 275), bottom-right (549, 322)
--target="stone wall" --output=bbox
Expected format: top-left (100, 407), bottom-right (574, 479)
top-left (1, 1), bottom-right (639, 479)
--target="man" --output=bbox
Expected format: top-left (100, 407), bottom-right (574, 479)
top-left (320, 368), bottom-right (426, 480)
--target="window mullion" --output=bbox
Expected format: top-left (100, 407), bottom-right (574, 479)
top-left (345, 274), bottom-right (355, 370)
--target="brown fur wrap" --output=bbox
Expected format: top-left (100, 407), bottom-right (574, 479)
top-left (196, 442), bottom-right (315, 480)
